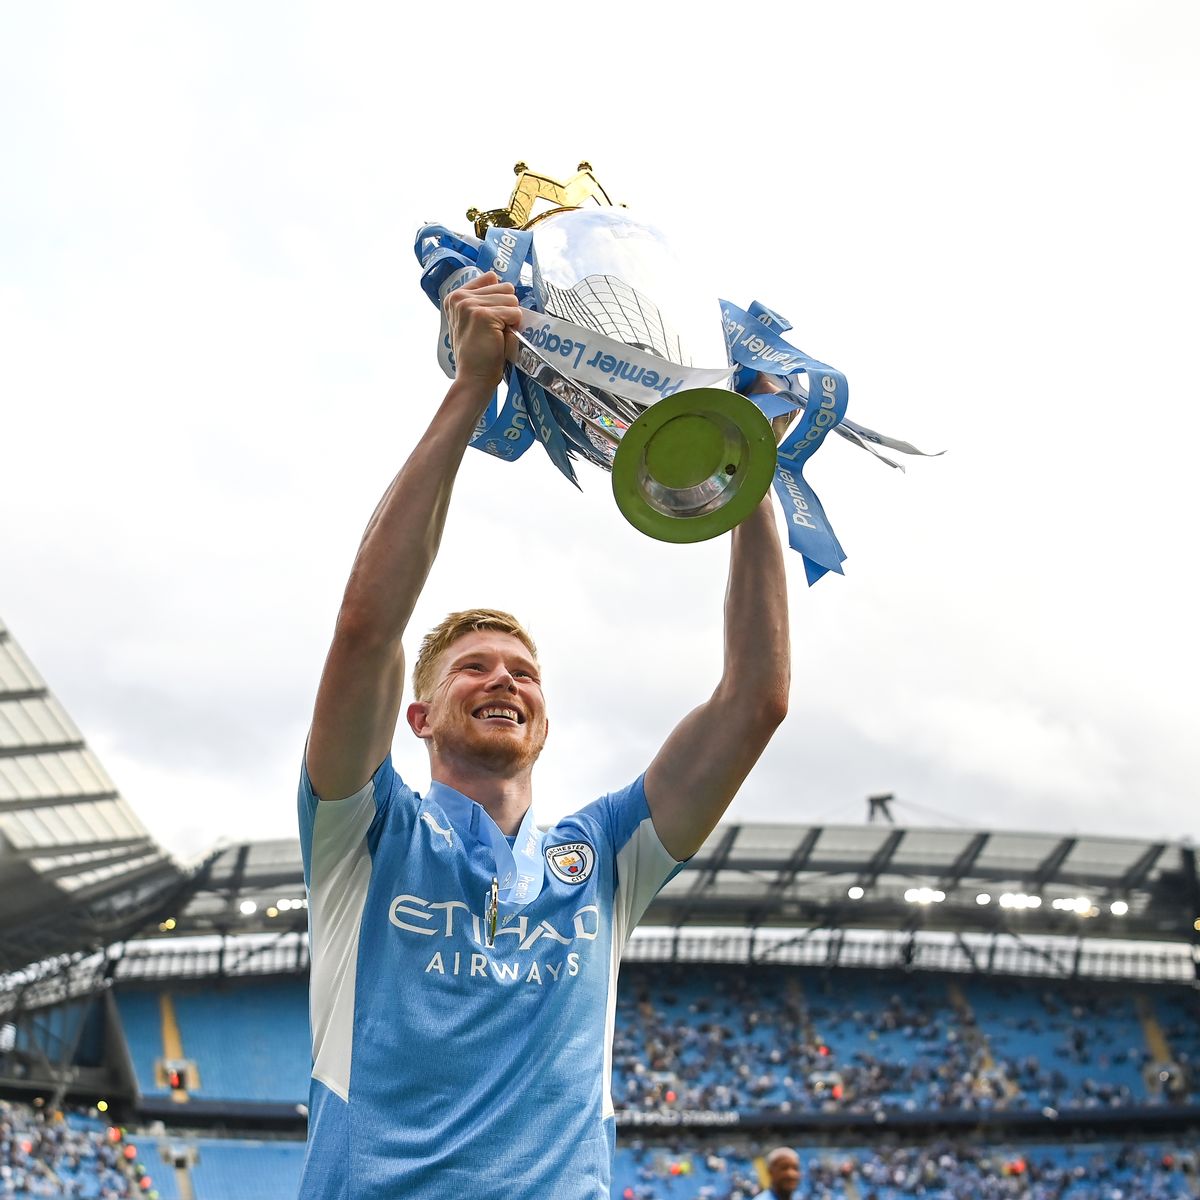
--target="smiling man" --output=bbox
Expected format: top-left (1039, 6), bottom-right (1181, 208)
top-left (298, 272), bottom-right (790, 1199)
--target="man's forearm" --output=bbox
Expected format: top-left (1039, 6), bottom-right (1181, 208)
top-left (642, 495), bottom-right (790, 860)
top-left (306, 273), bottom-right (521, 800)
top-left (719, 496), bottom-right (790, 719)
top-left (338, 379), bottom-right (492, 644)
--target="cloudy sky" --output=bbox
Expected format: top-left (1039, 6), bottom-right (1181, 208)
top-left (2, 3), bottom-right (1197, 862)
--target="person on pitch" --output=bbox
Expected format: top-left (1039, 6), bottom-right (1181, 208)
top-left (755, 1147), bottom-right (802, 1200)
top-left (297, 272), bottom-right (791, 1199)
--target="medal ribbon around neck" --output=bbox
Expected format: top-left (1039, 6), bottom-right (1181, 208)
top-left (424, 781), bottom-right (546, 917)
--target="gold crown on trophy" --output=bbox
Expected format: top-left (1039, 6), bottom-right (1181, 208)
top-left (466, 162), bottom-right (620, 239)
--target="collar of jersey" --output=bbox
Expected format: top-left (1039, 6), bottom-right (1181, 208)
top-left (424, 781), bottom-right (546, 912)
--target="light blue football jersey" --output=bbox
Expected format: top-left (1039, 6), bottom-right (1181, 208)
top-left (297, 755), bottom-right (681, 1199)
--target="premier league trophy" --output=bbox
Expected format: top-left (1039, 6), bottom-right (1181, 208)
top-left (414, 163), bottom-right (937, 584)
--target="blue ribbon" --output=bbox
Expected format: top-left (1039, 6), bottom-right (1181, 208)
top-left (721, 299), bottom-right (848, 585)
top-left (417, 226), bottom-right (862, 583)
top-left (477, 226), bottom-right (534, 288)
top-left (415, 224), bottom-right (578, 482)
top-left (468, 377), bottom-right (537, 463)
top-left (425, 782), bottom-right (546, 918)
top-left (516, 374), bottom-right (580, 487)
top-left (415, 225), bottom-right (483, 306)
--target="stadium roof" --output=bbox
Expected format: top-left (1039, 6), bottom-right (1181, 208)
top-left (3, 615), bottom-right (1198, 981)
top-left (0, 619), bottom-right (192, 971)
top-left (165, 819), bottom-right (1200, 948)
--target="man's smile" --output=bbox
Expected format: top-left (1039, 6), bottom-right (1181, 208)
top-left (472, 704), bottom-right (523, 724)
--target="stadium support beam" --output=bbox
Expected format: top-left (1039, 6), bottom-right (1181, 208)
top-left (36, 844), bottom-right (162, 885)
top-left (0, 790), bottom-right (120, 814)
top-left (225, 844), bottom-right (252, 915)
top-left (825, 928), bottom-right (844, 968)
top-left (674, 825), bottom-right (740, 927)
top-left (938, 832), bottom-right (990, 892)
top-left (954, 932), bottom-right (981, 974)
top-left (857, 829), bottom-right (905, 889)
top-left (11, 835), bottom-right (153, 860)
top-left (768, 827), bottom-right (822, 896)
top-left (1182, 844), bottom-right (1200, 982)
top-left (1027, 836), bottom-right (1076, 889)
top-left (1118, 842), bottom-right (1167, 892)
top-left (752, 925), bottom-right (826, 965)
top-left (1005, 929), bottom-right (1071, 977)
top-left (0, 740), bottom-right (86, 759)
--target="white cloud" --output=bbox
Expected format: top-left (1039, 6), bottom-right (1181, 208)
top-left (1, 2), bottom-right (1197, 863)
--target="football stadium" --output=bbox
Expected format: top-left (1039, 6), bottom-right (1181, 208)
top-left (2, 614), bottom-right (1197, 1199)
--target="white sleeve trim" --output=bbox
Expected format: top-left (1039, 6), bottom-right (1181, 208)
top-left (307, 776), bottom-right (377, 1102)
top-left (603, 815), bottom-right (677, 1120)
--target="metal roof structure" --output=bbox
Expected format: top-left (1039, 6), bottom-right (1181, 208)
top-left (0, 619), bottom-right (191, 971)
top-left (1, 614), bottom-right (1197, 985)
top-left (165, 822), bottom-right (1200, 949)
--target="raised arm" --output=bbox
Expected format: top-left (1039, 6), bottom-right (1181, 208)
top-left (305, 274), bottom-right (521, 800)
top-left (643, 494), bottom-right (790, 860)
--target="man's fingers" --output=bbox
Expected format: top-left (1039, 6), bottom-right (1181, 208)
top-left (457, 272), bottom-right (517, 296)
top-left (460, 283), bottom-right (519, 297)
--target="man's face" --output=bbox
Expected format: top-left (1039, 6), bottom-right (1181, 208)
top-left (413, 630), bottom-right (548, 773)
top-left (768, 1151), bottom-right (800, 1197)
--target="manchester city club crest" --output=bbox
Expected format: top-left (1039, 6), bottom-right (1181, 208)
top-left (545, 841), bottom-right (596, 885)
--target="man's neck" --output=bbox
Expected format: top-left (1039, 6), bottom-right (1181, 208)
top-left (430, 763), bottom-right (533, 835)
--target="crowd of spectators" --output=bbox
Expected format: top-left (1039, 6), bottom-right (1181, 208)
top-left (617, 1139), bottom-right (1198, 1200)
top-left (612, 965), bottom-right (1199, 1117)
top-left (0, 1101), bottom-right (136, 1199)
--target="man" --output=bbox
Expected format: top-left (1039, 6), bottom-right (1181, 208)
top-left (757, 1147), bottom-right (802, 1199)
top-left (298, 272), bottom-right (790, 1198)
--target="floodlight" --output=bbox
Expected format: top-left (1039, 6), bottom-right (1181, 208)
top-left (847, 886), bottom-right (865, 900)
top-left (239, 900), bottom-right (257, 916)
top-left (976, 893), bottom-right (991, 905)
top-left (1110, 900), bottom-right (1129, 916)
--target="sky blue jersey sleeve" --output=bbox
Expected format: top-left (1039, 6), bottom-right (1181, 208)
top-left (572, 773), bottom-right (686, 949)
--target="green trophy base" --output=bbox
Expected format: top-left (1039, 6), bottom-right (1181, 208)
top-left (610, 389), bottom-right (778, 543)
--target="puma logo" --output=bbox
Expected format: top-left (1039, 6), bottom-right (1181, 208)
top-left (420, 811), bottom-right (453, 848)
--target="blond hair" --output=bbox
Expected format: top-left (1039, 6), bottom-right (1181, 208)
top-left (411, 608), bottom-right (538, 701)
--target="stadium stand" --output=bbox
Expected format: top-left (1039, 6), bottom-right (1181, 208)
top-left (101, 967), bottom-right (1200, 1124)
top-left (3, 616), bottom-right (1199, 1198)
top-left (611, 964), bottom-right (1200, 1118)
top-left (611, 1140), bottom-right (1200, 1200)
top-left (1, 1099), bottom-right (139, 1198)
top-left (114, 982), bottom-right (310, 1107)
top-left (184, 1138), bottom-right (304, 1200)
top-left (5, 1098), bottom-right (1198, 1200)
